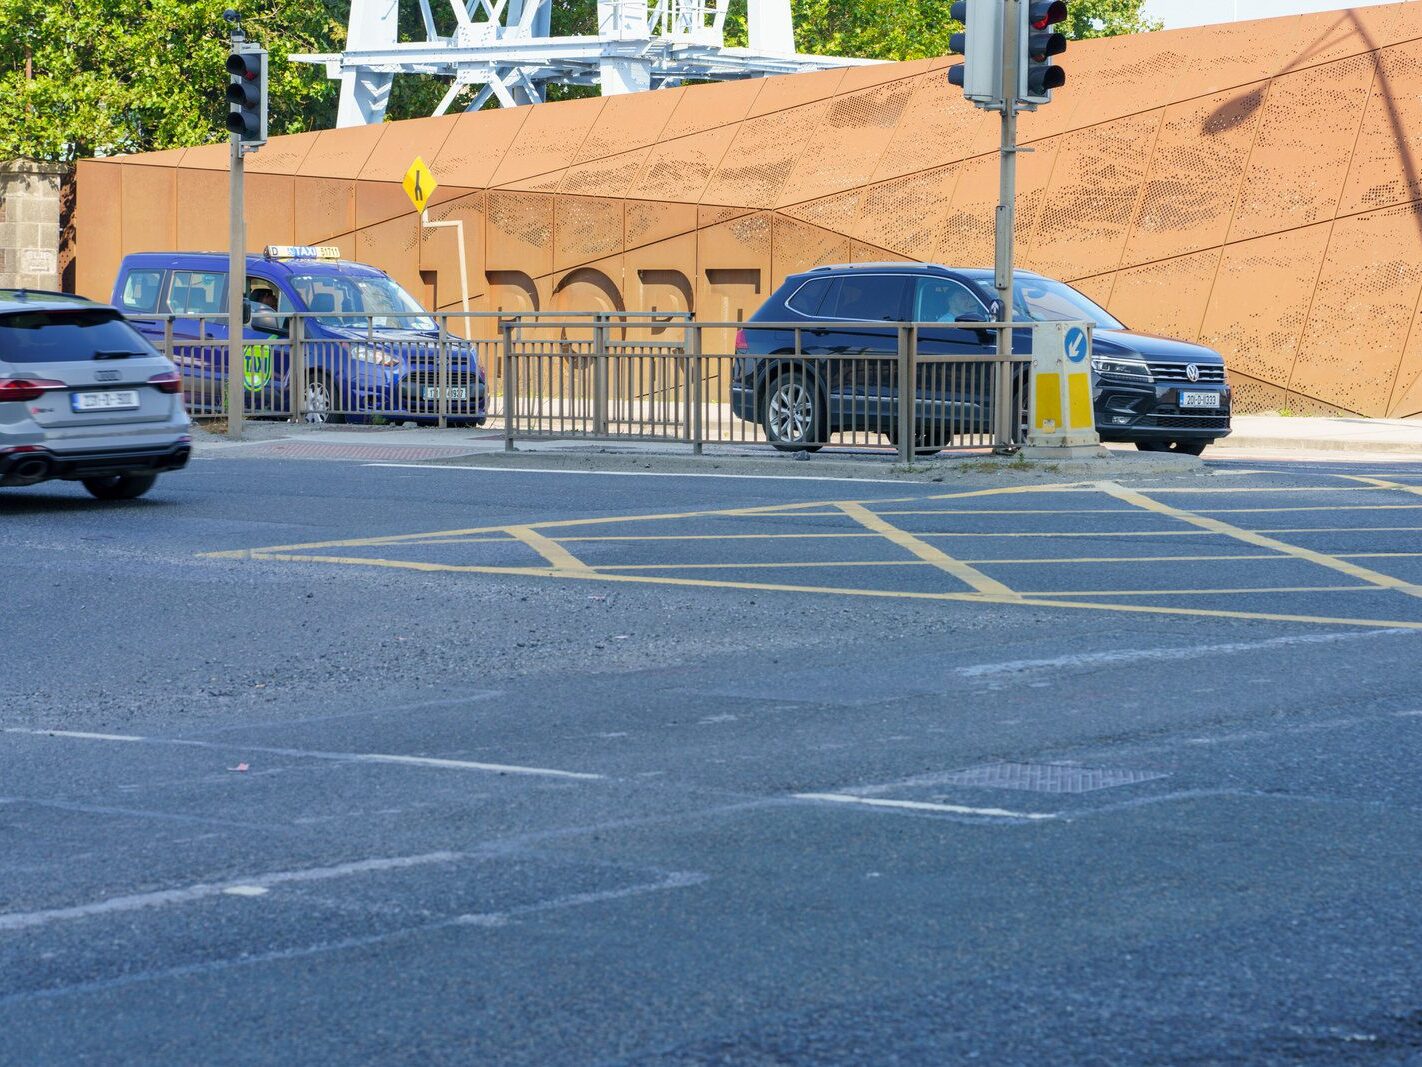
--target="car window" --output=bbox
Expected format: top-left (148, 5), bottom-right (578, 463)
top-left (786, 278), bottom-right (834, 316)
top-left (118, 269), bottom-right (165, 314)
top-left (166, 270), bottom-right (227, 316)
top-left (245, 277), bottom-right (289, 337)
top-left (0, 308), bottom-right (160, 363)
top-left (830, 275), bottom-right (908, 321)
top-left (915, 279), bottom-right (986, 323)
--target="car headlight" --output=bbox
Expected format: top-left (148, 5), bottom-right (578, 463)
top-left (1091, 356), bottom-right (1152, 383)
top-left (348, 343), bottom-right (400, 368)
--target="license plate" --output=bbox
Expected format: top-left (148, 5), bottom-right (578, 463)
top-left (71, 390), bottom-right (140, 412)
top-left (1178, 390), bottom-right (1219, 409)
top-left (421, 386), bottom-right (469, 401)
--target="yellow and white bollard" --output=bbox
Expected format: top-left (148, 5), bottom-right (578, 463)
top-left (1024, 320), bottom-right (1106, 459)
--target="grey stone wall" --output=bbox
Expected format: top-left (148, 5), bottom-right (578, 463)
top-left (0, 161), bottom-right (69, 291)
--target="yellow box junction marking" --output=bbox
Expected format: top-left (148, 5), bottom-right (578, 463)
top-left (834, 501), bottom-right (1017, 598)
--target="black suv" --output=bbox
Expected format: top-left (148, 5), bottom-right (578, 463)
top-left (730, 264), bottom-right (1231, 456)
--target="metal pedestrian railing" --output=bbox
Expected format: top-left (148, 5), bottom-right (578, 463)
top-left (501, 317), bottom-right (1033, 462)
top-left (128, 308), bottom-right (1046, 461)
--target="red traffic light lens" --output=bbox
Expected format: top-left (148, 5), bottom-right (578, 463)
top-left (1029, 0), bottom-right (1068, 29)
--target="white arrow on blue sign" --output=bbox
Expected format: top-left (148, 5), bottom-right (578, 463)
top-left (1064, 326), bottom-right (1087, 363)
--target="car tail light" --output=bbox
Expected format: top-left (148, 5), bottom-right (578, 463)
top-left (734, 328), bottom-right (748, 355)
top-left (0, 378), bottom-right (65, 402)
top-left (148, 370), bottom-right (183, 394)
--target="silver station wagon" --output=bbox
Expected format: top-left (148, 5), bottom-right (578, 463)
top-left (0, 290), bottom-right (191, 500)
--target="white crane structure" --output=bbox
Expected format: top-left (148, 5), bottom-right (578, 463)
top-left (293, 0), bottom-right (880, 127)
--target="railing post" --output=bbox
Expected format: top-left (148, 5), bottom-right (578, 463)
top-left (437, 318), bottom-right (449, 430)
top-left (503, 318), bottom-right (516, 452)
top-left (689, 322), bottom-right (703, 456)
top-left (289, 315), bottom-right (305, 422)
top-left (897, 324), bottom-right (914, 464)
top-left (593, 314), bottom-right (609, 437)
top-left (993, 323), bottom-right (1013, 452)
top-left (162, 316), bottom-right (174, 361)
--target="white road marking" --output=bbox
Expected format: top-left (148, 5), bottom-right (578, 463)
top-left (2, 728), bottom-right (604, 781)
top-left (453, 870), bottom-right (707, 927)
top-left (794, 792), bottom-right (1056, 821)
top-left (222, 885), bottom-right (269, 897)
top-left (0, 852), bottom-right (462, 932)
top-left (954, 627), bottom-right (1415, 679)
top-left (362, 462), bottom-right (914, 484)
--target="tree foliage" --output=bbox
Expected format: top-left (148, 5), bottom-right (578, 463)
top-left (2, 0), bottom-right (1159, 162)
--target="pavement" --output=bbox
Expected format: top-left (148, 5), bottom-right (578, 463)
top-left (5, 444), bottom-right (1422, 1064)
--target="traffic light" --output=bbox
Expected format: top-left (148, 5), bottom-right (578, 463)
top-left (226, 44), bottom-right (267, 148)
top-left (947, 0), bottom-right (1003, 109)
top-left (1020, 0), bottom-right (1068, 106)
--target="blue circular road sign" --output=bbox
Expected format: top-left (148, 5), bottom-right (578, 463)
top-left (1064, 326), bottom-right (1088, 363)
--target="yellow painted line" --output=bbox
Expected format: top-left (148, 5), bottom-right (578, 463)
top-left (1018, 585), bottom-right (1378, 598)
top-left (589, 552), bottom-right (1293, 571)
top-left (1254, 526), bottom-right (1422, 534)
top-left (553, 529), bottom-right (1214, 542)
top-left (1198, 504), bottom-right (1422, 513)
top-left (834, 501), bottom-right (1018, 597)
top-left (1341, 475), bottom-right (1422, 497)
top-left (241, 550), bottom-right (1422, 632)
top-left (506, 526), bottom-right (591, 572)
top-left (1125, 486), bottom-right (1378, 494)
top-left (1098, 482), bottom-right (1422, 600)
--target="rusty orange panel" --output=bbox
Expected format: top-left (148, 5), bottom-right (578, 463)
top-left (1122, 84), bottom-right (1266, 268)
top-left (296, 125), bottom-right (385, 179)
top-left (247, 131), bottom-right (320, 175)
top-left (354, 214), bottom-right (423, 297)
top-left (1339, 39), bottom-right (1422, 215)
top-left (574, 88), bottom-right (683, 163)
top-left (850, 240), bottom-right (913, 264)
top-left (626, 234), bottom-right (697, 307)
top-left (873, 69), bottom-right (987, 182)
top-left (124, 147), bottom-right (189, 168)
top-left (486, 270), bottom-right (550, 315)
top-left (947, 139), bottom-right (1056, 270)
top-left (552, 257), bottom-right (626, 312)
top-left (839, 59), bottom-right (933, 94)
top-left (634, 126), bottom-right (738, 203)
top-left (486, 190), bottom-right (555, 277)
top-left (1389, 319), bottom-right (1422, 416)
top-left (175, 168), bottom-right (227, 251)
top-left (245, 174), bottom-right (295, 250)
top-left (121, 165), bottom-right (175, 253)
top-left (660, 78), bottom-right (764, 140)
top-left (418, 190), bottom-right (486, 300)
top-left (74, 161), bottom-right (124, 300)
top-left (359, 116), bottom-right (461, 182)
top-left (558, 149), bottom-right (650, 198)
top-left (782, 188), bottom-right (865, 243)
top-left (771, 215), bottom-right (852, 287)
top-left (779, 78), bottom-right (916, 207)
top-left (626, 201), bottom-right (697, 250)
top-left (433, 106), bottom-right (531, 189)
top-left (1199, 224), bottom-right (1330, 391)
top-left (1031, 111), bottom-right (1162, 280)
top-left (851, 167), bottom-right (955, 262)
top-left (489, 95), bottom-right (606, 188)
top-left (1068, 274), bottom-right (1116, 310)
top-left (697, 212), bottom-right (772, 336)
top-left (1291, 204), bottom-right (1422, 415)
top-left (1231, 53), bottom-right (1375, 242)
top-left (356, 181), bottom-right (419, 230)
top-left (555, 196), bottom-right (624, 272)
top-left (294, 177), bottom-right (357, 242)
top-left (702, 102), bottom-right (832, 208)
top-left (175, 142), bottom-right (227, 171)
top-left (1228, 371), bottom-right (1292, 415)
top-left (1108, 248), bottom-right (1220, 341)
top-left (747, 67), bottom-right (846, 118)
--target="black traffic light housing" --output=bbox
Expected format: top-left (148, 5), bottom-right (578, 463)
top-left (226, 45), bottom-right (268, 148)
top-left (1021, 0), bottom-right (1068, 105)
top-left (947, 0), bottom-right (1003, 108)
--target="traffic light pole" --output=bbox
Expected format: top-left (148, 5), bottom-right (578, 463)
top-left (992, 0), bottom-right (1021, 451)
top-left (227, 132), bottom-right (245, 438)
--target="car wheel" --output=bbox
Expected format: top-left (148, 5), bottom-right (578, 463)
top-left (887, 425), bottom-right (947, 457)
top-left (1134, 440), bottom-right (1169, 452)
top-left (82, 473), bottom-right (158, 501)
top-left (763, 374), bottom-right (823, 452)
top-left (303, 372), bottom-right (344, 425)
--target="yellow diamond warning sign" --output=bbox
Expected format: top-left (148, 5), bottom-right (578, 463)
top-left (402, 156), bottom-right (437, 214)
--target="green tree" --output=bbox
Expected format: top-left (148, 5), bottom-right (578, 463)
top-left (0, 0), bottom-right (342, 162)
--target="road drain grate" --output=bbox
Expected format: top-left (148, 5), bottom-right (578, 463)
top-left (937, 762), bottom-right (1168, 794)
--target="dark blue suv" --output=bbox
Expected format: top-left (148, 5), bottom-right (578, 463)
top-left (731, 264), bottom-right (1231, 456)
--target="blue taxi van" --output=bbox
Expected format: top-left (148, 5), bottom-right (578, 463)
top-left (111, 246), bottom-right (487, 424)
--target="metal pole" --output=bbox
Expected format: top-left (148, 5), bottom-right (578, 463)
top-left (437, 320), bottom-right (449, 429)
top-left (502, 318), bottom-right (516, 452)
top-left (290, 314), bottom-right (305, 422)
top-left (593, 315), bottom-right (608, 436)
top-left (897, 324), bottom-right (913, 464)
top-left (226, 134), bottom-right (245, 438)
top-left (992, 0), bottom-right (1021, 454)
top-left (689, 322), bottom-right (703, 456)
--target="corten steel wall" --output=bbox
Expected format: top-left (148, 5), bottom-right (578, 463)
top-left (76, 2), bottom-right (1422, 417)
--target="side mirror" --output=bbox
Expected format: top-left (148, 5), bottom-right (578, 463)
top-left (241, 302), bottom-right (253, 325)
top-left (250, 310), bottom-right (283, 334)
top-left (988, 298), bottom-right (1005, 321)
top-left (954, 314), bottom-right (981, 324)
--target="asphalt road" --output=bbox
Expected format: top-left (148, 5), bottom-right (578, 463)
top-left (5, 450), bottom-right (1422, 1065)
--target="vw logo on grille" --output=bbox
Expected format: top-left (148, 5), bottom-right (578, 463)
top-left (1185, 363), bottom-right (1200, 382)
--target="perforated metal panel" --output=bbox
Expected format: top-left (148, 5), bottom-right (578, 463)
top-left (487, 191), bottom-right (555, 276)
top-left (626, 201), bottom-right (697, 250)
top-left (558, 150), bottom-right (650, 198)
top-left (703, 102), bottom-right (832, 208)
top-left (555, 196), bottom-right (624, 271)
top-left (770, 215), bottom-right (852, 286)
top-left (778, 79), bottom-right (915, 206)
top-left (1339, 39), bottom-right (1422, 215)
top-left (853, 166), bottom-right (955, 263)
top-left (488, 95), bottom-right (606, 188)
top-left (1109, 248), bottom-right (1220, 342)
top-left (635, 126), bottom-right (739, 203)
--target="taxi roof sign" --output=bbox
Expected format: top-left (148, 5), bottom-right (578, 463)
top-left (265, 245), bottom-right (341, 260)
top-left (403, 157), bottom-right (437, 214)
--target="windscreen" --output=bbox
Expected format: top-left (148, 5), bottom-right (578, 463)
top-left (1011, 278), bottom-right (1123, 330)
top-left (0, 308), bottom-right (159, 363)
top-left (289, 273), bottom-right (436, 331)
